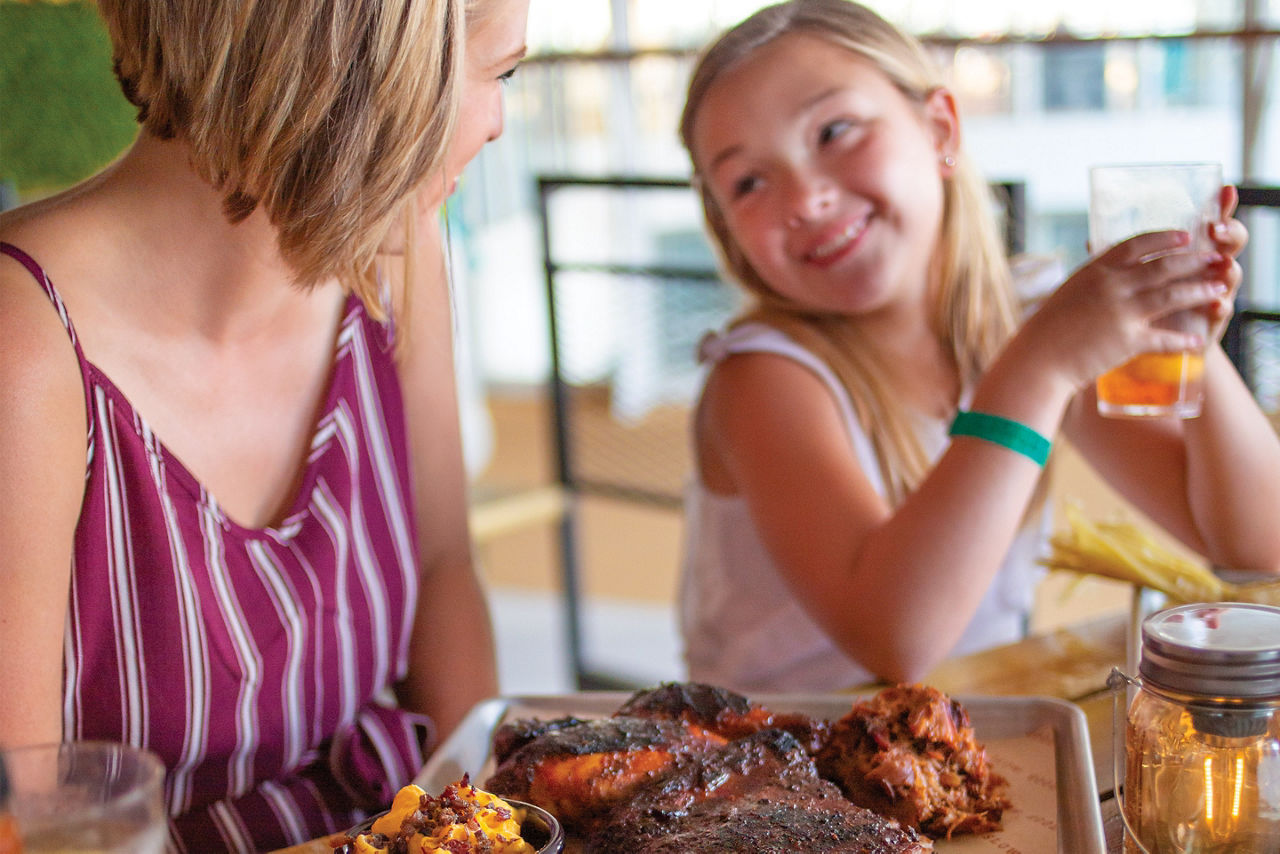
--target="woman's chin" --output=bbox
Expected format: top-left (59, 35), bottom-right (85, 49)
top-left (413, 175), bottom-right (454, 216)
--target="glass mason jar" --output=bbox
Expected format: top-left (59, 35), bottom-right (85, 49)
top-left (1122, 603), bottom-right (1280, 853)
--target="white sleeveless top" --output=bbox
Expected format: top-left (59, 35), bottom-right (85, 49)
top-left (679, 323), bottom-right (1047, 694)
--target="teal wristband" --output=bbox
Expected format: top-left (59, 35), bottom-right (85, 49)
top-left (948, 410), bottom-right (1052, 467)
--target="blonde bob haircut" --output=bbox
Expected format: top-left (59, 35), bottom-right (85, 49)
top-left (680, 0), bottom-right (1023, 505)
top-left (98, 0), bottom-right (465, 314)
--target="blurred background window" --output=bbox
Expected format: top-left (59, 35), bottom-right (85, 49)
top-left (1043, 44), bottom-right (1107, 111)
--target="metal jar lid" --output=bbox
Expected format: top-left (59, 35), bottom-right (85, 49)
top-left (1140, 602), bottom-right (1280, 700)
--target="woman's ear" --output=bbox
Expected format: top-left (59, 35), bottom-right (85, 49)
top-left (923, 87), bottom-right (961, 175)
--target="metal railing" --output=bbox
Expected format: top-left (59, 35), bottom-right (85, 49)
top-left (1224, 185), bottom-right (1280, 407)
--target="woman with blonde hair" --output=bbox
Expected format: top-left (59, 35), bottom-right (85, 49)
top-left (0, 0), bottom-right (529, 847)
top-left (678, 0), bottom-right (1280, 693)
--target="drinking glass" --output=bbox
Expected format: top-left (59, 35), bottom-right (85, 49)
top-left (1088, 162), bottom-right (1222, 419)
top-left (0, 741), bottom-right (167, 853)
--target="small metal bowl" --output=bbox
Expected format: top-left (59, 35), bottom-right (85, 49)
top-left (510, 800), bottom-right (565, 853)
top-left (335, 798), bottom-right (564, 853)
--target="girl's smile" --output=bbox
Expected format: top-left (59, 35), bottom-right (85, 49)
top-left (801, 209), bottom-right (873, 267)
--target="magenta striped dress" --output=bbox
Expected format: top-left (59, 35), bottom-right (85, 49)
top-left (2, 243), bottom-right (433, 853)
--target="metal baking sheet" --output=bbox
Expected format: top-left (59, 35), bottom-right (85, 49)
top-left (416, 692), bottom-right (1105, 854)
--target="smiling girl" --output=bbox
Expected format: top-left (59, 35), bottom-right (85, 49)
top-left (678, 0), bottom-right (1280, 693)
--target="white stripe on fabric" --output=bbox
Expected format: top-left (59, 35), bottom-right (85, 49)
top-left (294, 775), bottom-right (338, 841)
top-left (347, 322), bottom-right (418, 673)
top-left (247, 541), bottom-right (308, 769)
top-left (330, 403), bottom-right (391, 688)
top-left (166, 822), bottom-right (188, 854)
top-left (209, 799), bottom-right (255, 854)
top-left (358, 709), bottom-right (408, 792)
top-left (399, 711), bottom-right (428, 772)
top-left (98, 390), bottom-right (148, 744)
top-left (310, 415), bottom-right (337, 463)
top-left (141, 423), bottom-right (211, 815)
top-left (285, 537), bottom-right (331, 745)
top-left (62, 556), bottom-right (82, 738)
top-left (311, 481), bottom-right (360, 727)
top-left (259, 779), bottom-right (309, 845)
top-left (36, 265), bottom-right (78, 349)
top-left (201, 500), bottom-right (262, 797)
top-left (337, 308), bottom-right (358, 349)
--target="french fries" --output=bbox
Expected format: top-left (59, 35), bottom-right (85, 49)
top-left (1042, 505), bottom-right (1280, 606)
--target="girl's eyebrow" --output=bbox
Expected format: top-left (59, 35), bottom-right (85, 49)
top-left (705, 85), bottom-right (845, 173)
top-left (707, 143), bottom-right (744, 174)
top-left (802, 85), bottom-right (843, 110)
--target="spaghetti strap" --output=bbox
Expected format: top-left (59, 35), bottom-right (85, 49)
top-left (0, 242), bottom-right (86, 360)
top-left (1, 242), bottom-right (96, 453)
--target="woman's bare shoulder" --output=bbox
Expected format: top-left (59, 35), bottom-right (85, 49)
top-left (0, 239), bottom-right (88, 446)
top-left (0, 221), bottom-right (94, 748)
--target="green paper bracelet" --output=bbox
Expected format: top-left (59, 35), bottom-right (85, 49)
top-left (948, 410), bottom-right (1052, 467)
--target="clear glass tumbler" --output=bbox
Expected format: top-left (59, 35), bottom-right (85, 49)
top-left (0, 741), bottom-right (167, 853)
top-left (1088, 162), bottom-right (1222, 419)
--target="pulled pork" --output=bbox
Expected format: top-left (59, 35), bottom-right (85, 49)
top-left (815, 683), bottom-right (1011, 839)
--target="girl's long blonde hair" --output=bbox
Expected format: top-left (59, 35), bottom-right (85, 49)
top-left (99, 0), bottom-right (465, 317)
top-left (680, 0), bottom-right (1022, 504)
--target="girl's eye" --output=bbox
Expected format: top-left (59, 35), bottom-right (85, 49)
top-left (498, 66), bottom-right (518, 84)
top-left (818, 118), bottom-right (853, 145)
top-left (730, 175), bottom-right (761, 199)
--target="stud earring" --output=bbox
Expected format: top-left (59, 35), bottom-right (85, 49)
top-left (942, 154), bottom-right (957, 168)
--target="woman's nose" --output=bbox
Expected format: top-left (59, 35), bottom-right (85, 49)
top-left (488, 94), bottom-right (506, 143)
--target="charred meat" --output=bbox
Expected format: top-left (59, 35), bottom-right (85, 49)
top-left (484, 715), bottom-right (726, 830)
top-left (585, 729), bottom-right (931, 853)
top-left (491, 715), bottom-right (590, 765)
top-left (615, 681), bottom-right (830, 753)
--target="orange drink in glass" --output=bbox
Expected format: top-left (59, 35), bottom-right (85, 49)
top-left (1088, 162), bottom-right (1221, 419)
top-left (1096, 350), bottom-right (1206, 418)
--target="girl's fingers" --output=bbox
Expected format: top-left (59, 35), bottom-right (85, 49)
top-left (1204, 294), bottom-right (1238, 343)
top-left (1219, 184), bottom-right (1239, 220)
top-left (1209, 293), bottom-right (1236, 321)
top-left (1210, 217), bottom-right (1248, 257)
top-left (1145, 327), bottom-right (1208, 353)
top-left (1217, 256), bottom-right (1243, 295)
top-left (1132, 249), bottom-right (1223, 285)
top-left (1132, 279), bottom-right (1227, 321)
top-left (1102, 229), bottom-right (1191, 264)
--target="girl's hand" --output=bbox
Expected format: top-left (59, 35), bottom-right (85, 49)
top-left (1205, 184), bottom-right (1247, 341)
top-left (1024, 229), bottom-right (1227, 391)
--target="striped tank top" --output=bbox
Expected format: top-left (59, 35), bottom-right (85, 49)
top-left (2, 243), bottom-right (431, 853)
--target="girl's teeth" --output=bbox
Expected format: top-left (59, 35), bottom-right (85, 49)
top-left (812, 223), bottom-right (858, 259)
